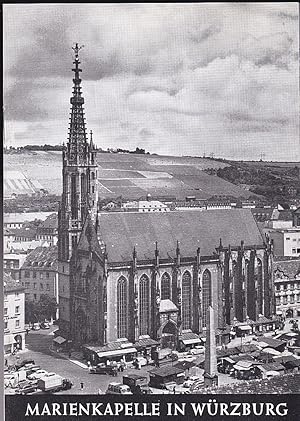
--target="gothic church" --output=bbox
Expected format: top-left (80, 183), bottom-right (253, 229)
top-left (58, 45), bottom-right (275, 350)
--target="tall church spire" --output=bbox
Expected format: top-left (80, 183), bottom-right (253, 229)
top-left (59, 43), bottom-right (98, 262)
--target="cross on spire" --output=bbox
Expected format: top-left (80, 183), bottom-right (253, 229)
top-left (72, 43), bottom-right (84, 60)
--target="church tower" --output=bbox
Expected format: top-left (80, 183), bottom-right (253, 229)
top-left (58, 44), bottom-right (98, 337)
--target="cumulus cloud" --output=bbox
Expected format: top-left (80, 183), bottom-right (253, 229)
top-left (3, 3), bottom-right (299, 161)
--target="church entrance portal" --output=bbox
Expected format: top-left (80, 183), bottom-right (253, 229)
top-left (161, 321), bottom-right (177, 349)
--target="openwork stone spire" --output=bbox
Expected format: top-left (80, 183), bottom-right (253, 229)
top-left (66, 43), bottom-right (93, 166)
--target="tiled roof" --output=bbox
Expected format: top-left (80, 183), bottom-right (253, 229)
top-left (236, 344), bottom-right (259, 354)
top-left (257, 337), bottom-right (286, 349)
top-left (149, 365), bottom-right (184, 377)
top-left (4, 276), bottom-right (25, 292)
top-left (273, 258), bottom-right (300, 279)
top-left (21, 245), bottom-right (58, 269)
top-left (257, 362), bottom-right (285, 372)
top-left (10, 227), bottom-right (37, 239)
top-left (83, 340), bottom-right (133, 353)
top-left (134, 338), bottom-right (159, 348)
top-left (278, 210), bottom-right (293, 221)
top-left (40, 213), bottom-right (58, 229)
top-left (174, 360), bottom-right (195, 370)
top-left (179, 331), bottom-right (200, 341)
top-left (97, 209), bottom-right (264, 263)
top-left (217, 347), bottom-right (240, 358)
top-left (273, 355), bottom-right (297, 364)
top-left (194, 373), bottom-right (300, 394)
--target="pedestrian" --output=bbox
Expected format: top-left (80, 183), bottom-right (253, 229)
top-left (5, 359), bottom-right (8, 367)
top-left (68, 351), bottom-right (72, 359)
top-left (173, 386), bottom-right (176, 394)
top-left (80, 382), bottom-right (84, 390)
top-left (26, 328), bottom-right (29, 335)
top-left (98, 388), bottom-right (102, 395)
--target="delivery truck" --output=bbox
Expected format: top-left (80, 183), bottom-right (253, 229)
top-left (37, 375), bottom-right (73, 393)
top-left (123, 374), bottom-right (152, 394)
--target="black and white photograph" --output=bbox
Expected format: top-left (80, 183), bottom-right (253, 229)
top-left (2, 2), bottom-right (300, 419)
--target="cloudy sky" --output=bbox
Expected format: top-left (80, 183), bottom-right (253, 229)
top-left (3, 3), bottom-right (299, 161)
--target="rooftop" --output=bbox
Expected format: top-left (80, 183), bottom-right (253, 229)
top-left (4, 212), bottom-right (54, 224)
top-left (39, 213), bottom-right (58, 229)
top-left (4, 274), bottom-right (25, 292)
top-left (97, 209), bottom-right (264, 263)
top-left (21, 245), bottom-right (58, 270)
top-left (9, 227), bottom-right (37, 239)
top-left (273, 258), bottom-right (300, 280)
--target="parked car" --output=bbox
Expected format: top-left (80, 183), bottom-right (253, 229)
top-left (106, 382), bottom-right (132, 395)
top-left (90, 364), bottom-right (117, 376)
top-left (189, 346), bottom-right (205, 355)
top-left (178, 355), bottom-right (196, 363)
top-left (45, 372), bottom-right (56, 377)
top-left (15, 381), bottom-right (38, 395)
top-left (28, 370), bottom-right (48, 380)
top-left (40, 322), bottom-right (50, 329)
top-left (182, 376), bottom-right (201, 388)
top-left (15, 359), bottom-right (35, 370)
top-left (32, 323), bottom-right (40, 331)
top-left (24, 366), bottom-right (41, 376)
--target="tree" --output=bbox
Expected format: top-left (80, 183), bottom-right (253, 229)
top-left (25, 299), bottom-right (39, 324)
top-left (36, 294), bottom-right (58, 321)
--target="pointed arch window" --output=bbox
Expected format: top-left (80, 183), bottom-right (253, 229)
top-left (139, 274), bottom-right (150, 335)
top-left (182, 271), bottom-right (192, 329)
top-left (161, 272), bottom-right (171, 300)
top-left (71, 174), bottom-right (77, 219)
top-left (257, 258), bottom-right (263, 313)
top-left (117, 276), bottom-right (128, 338)
top-left (202, 269), bottom-right (212, 327)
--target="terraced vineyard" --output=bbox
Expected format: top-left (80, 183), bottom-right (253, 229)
top-left (4, 151), bottom-right (254, 200)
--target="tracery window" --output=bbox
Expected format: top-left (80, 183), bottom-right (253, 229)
top-left (117, 276), bottom-right (128, 338)
top-left (202, 269), bottom-right (212, 327)
top-left (182, 271), bottom-right (192, 329)
top-left (71, 174), bottom-right (77, 219)
top-left (257, 258), bottom-right (263, 314)
top-left (139, 274), bottom-right (150, 335)
top-left (161, 272), bottom-right (171, 300)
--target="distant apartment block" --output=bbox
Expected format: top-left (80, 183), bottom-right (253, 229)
top-left (274, 258), bottom-right (300, 318)
top-left (269, 229), bottom-right (300, 257)
top-left (4, 274), bottom-right (26, 354)
top-left (4, 213), bottom-right (58, 252)
top-left (3, 253), bottom-right (27, 281)
top-left (20, 246), bottom-right (59, 318)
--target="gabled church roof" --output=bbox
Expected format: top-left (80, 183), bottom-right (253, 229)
top-left (96, 209), bottom-right (264, 263)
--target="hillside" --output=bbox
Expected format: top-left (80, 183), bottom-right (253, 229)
top-left (4, 151), bottom-right (255, 200)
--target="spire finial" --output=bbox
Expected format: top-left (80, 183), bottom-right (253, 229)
top-left (72, 43), bottom-right (84, 60)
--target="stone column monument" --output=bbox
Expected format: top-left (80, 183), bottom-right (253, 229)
top-left (204, 306), bottom-right (218, 387)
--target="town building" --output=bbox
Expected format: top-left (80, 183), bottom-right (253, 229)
top-left (4, 212), bottom-right (54, 229)
top-left (58, 46), bottom-right (275, 353)
top-left (273, 257), bottom-right (300, 318)
top-left (4, 274), bottom-right (26, 354)
top-left (3, 252), bottom-right (27, 281)
top-left (36, 213), bottom-right (58, 246)
top-left (122, 197), bottom-right (170, 212)
top-left (20, 246), bottom-right (59, 318)
top-left (268, 228), bottom-right (300, 257)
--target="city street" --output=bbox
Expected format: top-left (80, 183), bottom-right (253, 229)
top-left (6, 327), bottom-right (129, 395)
top-left (6, 317), bottom-right (299, 395)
